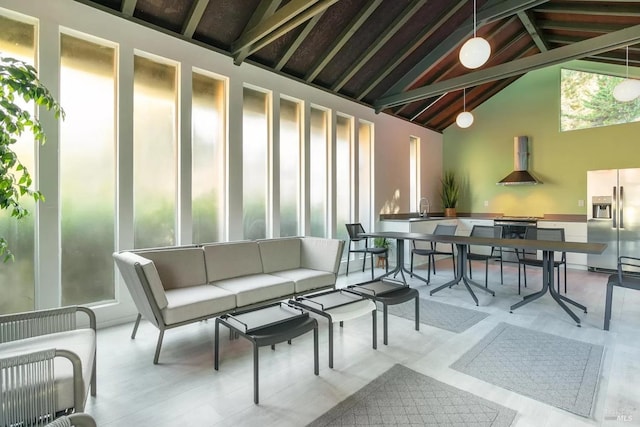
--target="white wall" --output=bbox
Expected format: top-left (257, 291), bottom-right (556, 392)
top-left (0, 0), bottom-right (443, 325)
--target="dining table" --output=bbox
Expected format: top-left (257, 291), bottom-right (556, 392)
top-left (360, 231), bottom-right (607, 326)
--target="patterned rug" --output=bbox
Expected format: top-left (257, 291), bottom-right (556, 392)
top-left (386, 298), bottom-right (489, 333)
top-left (450, 323), bottom-right (604, 417)
top-left (308, 364), bottom-right (517, 426)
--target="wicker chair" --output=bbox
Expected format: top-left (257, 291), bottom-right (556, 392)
top-left (45, 413), bottom-right (97, 427)
top-left (0, 306), bottom-right (96, 426)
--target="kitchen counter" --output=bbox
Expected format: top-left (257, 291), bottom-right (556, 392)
top-left (379, 213), bottom-right (586, 223)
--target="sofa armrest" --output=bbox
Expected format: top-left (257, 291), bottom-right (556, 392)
top-left (0, 306), bottom-right (96, 343)
top-left (300, 237), bottom-right (345, 274)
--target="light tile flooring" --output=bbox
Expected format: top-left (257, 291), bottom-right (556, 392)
top-left (85, 260), bottom-right (640, 426)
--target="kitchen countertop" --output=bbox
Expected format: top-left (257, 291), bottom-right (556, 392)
top-left (379, 213), bottom-right (587, 223)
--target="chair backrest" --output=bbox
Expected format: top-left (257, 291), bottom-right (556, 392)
top-left (433, 224), bottom-right (457, 236)
top-left (469, 225), bottom-right (502, 255)
top-left (470, 225), bottom-right (502, 239)
top-left (430, 224), bottom-right (457, 251)
top-left (345, 223), bottom-right (366, 241)
top-left (524, 227), bottom-right (564, 242)
top-left (522, 227), bottom-right (565, 261)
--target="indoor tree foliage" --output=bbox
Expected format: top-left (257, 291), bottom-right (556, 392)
top-left (0, 56), bottom-right (64, 261)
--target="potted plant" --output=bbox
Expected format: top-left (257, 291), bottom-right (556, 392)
top-left (1, 56), bottom-right (64, 261)
top-left (440, 170), bottom-right (460, 217)
top-left (373, 237), bottom-right (391, 268)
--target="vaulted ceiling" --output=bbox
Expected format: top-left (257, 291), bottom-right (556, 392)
top-left (74, 0), bottom-right (640, 132)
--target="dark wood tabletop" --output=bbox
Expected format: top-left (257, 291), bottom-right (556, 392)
top-left (360, 231), bottom-right (607, 255)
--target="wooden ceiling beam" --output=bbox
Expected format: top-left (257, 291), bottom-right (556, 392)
top-left (331, 0), bottom-right (427, 92)
top-left (383, 0), bottom-right (550, 98)
top-left (305, 0), bottom-right (383, 82)
top-left (234, 0), bottom-right (283, 65)
top-left (533, 3), bottom-right (640, 17)
top-left (356, 0), bottom-right (467, 101)
top-left (121, 0), bottom-right (137, 16)
top-left (275, 13), bottom-right (324, 71)
top-left (231, 0), bottom-right (338, 59)
top-left (375, 23), bottom-right (640, 111)
top-left (517, 10), bottom-right (548, 51)
top-left (181, 0), bottom-right (210, 38)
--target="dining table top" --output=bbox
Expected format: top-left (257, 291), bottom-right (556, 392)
top-left (359, 231), bottom-right (607, 255)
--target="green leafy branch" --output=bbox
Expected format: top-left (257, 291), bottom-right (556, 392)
top-left (0, 56), bottom-right (64, 261)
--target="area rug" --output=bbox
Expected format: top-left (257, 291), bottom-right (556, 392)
top-left (386, 298), bottom-right (489, 333)
top-left (308, 364), bottom-right (517, 426)
top-left (450, 323), bottom-right (604, 417)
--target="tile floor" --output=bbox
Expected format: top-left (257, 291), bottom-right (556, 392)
top-left (84, 260), bottom-right (640, 426)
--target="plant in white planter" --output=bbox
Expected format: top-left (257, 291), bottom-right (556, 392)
top-left (1, 56), bottom-right (64, 261)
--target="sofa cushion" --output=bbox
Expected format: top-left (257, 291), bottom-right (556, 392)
top-left (139, 248), bottom-right (207, 290)
top-left (301, 237), bottom-right (344, 273)
top-left (258, 238), bottom-right (301, 273)
top-left (270, 268), bottom-right (336, 294)
top-left (0, 329), bottom-right (96, 413)
top-left (204, 241), bottom-right (263, 282)
top-left (113, 251), bottom-right (168, 311)
top-left (214, 274), bottom-right (294, 307)
top-left (162, 285), bottom-right (236, 325)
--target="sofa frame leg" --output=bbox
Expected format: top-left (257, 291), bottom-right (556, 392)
top-left (131, 313), bottom-right (142, 339)
top-left (153, 330), bottom-right (165, 364)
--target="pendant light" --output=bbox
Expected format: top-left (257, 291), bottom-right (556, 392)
top-left (456, 88), bottom-right (474, 128)
top-left (613, 46), bottom-right (640, 102)
top-left (459, 0), bottom-right (491, 69)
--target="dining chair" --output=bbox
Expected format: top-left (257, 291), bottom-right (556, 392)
top-left (345, 223), bottom-right (388, 280)
top-left (517, 227), bottom-right (567, 295)
top-left (467, 225), bottom-right (503, 287)
top-left (410, 224), bottom-right (457, 281)
top-left (604, 255), bottom-right (640, 330)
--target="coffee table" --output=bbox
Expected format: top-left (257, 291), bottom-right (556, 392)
top-left (291, 289), bottom-right (377, 368)
top-left (214, 302), bottom-right (318, 404)
top-left (348, 279), bottom-right (419, 345)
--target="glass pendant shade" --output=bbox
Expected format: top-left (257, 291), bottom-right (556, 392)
top-left (456, 111), bottom-right (474, 128)
top-left (459, 37), bottom-right (491, 69)
top-left (613, 78), bottom-right (640, 102)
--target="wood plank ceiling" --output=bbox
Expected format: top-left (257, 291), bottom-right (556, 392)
top-left (74, 0), bottom-right (640, 133)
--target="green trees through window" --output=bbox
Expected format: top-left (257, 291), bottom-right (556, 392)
top-left (561, 68), bottom-right (640, 131)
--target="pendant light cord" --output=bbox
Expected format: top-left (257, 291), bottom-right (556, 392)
top-left (463, 88), bottom-right (466, 112)
top-left (625, 46), bottom-right (629, 78)
top-left (473, 0), bottom-right (477, 38)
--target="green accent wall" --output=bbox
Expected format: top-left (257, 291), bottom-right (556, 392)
top-left (443, 60), bottom-right (640, 217)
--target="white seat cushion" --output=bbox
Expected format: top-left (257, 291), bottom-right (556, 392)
top-left (0, 329), bottom-right (95, 412)
top-left (270, 268), bottom-right (335, 293)
top-left (162, 285), bottom-right (236, 325)
top-left (214, 274), bottom-right (294, 307)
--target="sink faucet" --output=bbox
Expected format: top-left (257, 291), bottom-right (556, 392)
top-left (418, 197), bottom-right (430, 217)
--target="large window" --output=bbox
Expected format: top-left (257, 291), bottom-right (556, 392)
top-left (242, 87), bottom-right (270, 240)
top-left (0, 15), bottom-right (36, 314)
top-left (60, 33), bottom-right (116, 305)
top-left (279, 97), bottom-right (301, 237)
top-left (309, 107), bottom-right (328, 237)
top-left (561, 68), bottom-right (640, 132)
top-left (133, 54), bottom-right (178, 248)
top-left (409, 136), bottom-right (420, 212)
top-left (336, 114), bottom-right (352, 242)
top-left (192, 71), bottom-right (226, 243)
top-left (358, 121), bottom-right (373, 232)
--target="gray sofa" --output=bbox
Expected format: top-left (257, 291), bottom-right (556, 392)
top-left (113, 236), bottom-right (344, 363)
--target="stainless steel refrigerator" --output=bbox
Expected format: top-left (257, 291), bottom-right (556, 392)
top-left (587, 168), bottom-right (640, 272)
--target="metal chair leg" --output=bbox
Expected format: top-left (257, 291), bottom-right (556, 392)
top-left (153, 329), bottom-right (165, 365)
top-left (131, 313), bottom-right (142, 339)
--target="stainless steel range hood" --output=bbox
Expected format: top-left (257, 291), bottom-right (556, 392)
top-left (497, 136), bottom-right (542, 185)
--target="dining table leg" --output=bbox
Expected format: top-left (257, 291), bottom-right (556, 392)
top-left (376, 238), bottom-right (429, 285)
top-left (510, 250), bottom-right (585, 326)
top-left (429, 243), bottom-right (495, 306)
